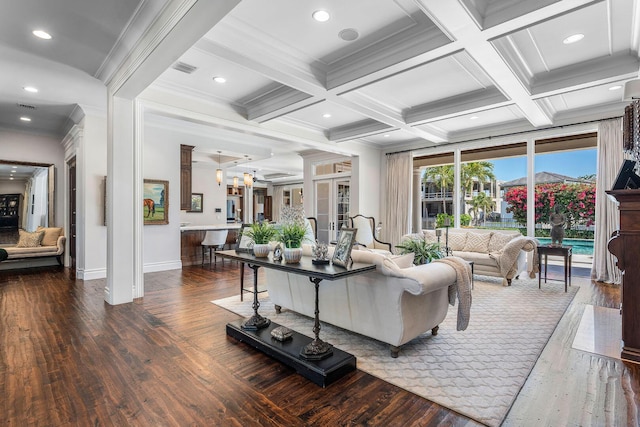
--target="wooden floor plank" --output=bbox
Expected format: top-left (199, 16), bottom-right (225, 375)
top-left (0, 263), bottom-right (636, 426)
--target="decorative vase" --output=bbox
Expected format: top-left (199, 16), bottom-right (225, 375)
top-left (253, 243), bottom-right (270, 258)
top-left (283, 247), bottom-right (303, 264)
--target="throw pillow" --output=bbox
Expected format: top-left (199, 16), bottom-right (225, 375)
top-left (448, 233), bottom-right (467, 251)
top-left (16, 230), bottom-right (44, 248)
top-left (380, 252), bottom-right (415, 276)
top-left (463, 232), bottom-right (492, 252)
top-left (38, 227), bottom-right (63, 247)
top-left (488, 233), bottom-right (516, 253)
top-left (423, 230), bottom-right (438, 244)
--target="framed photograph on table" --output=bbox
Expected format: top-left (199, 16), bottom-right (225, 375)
top-left (332, 228), bottom-right (357, 267)
top-left (235, 223), bottom-right (253, 253)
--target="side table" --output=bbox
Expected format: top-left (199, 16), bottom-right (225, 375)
top-left (537, 244), bottom-right (572, 292)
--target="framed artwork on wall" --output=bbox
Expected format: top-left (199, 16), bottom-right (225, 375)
top-left (189, 193), bottom-right (203, 213)
top-left (143, 179), bottom-right (169, 225)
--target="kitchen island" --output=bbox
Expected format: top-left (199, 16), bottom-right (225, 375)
top-left (180, 224), bottom-right (242, 266)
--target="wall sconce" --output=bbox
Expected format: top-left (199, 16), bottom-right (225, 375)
top-left (215, 151), bottom-right (222, 186)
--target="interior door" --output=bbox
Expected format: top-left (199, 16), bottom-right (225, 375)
top-left (315, 179), bottom-right (350, 243)
top-left (68, 157), bottom-right (76, 271)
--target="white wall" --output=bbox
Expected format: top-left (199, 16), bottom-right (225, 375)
top-left (73, 114), bottom-right (109, 279)
top-left (0, 179), bottom-right (27, 194)
top-left (143, 126), bottom-right (183, 272)
top-left (181, 162), bottom-right (228, 226)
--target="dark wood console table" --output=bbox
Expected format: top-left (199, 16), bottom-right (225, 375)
top-left (607, 189), bottom-right (640, 364)
top-left (216, 250), bottom-right (376, 385)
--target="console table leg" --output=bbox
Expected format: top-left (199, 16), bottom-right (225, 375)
top-left (300, 277), bottom-right (333, 360)
top-left (242, 264), bottom-right (270, 330)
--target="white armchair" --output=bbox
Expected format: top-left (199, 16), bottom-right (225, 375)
top-left (349, 214), bottom-right (392, 253)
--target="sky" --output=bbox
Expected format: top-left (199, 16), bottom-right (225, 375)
top-left (491, 149), bottom-right (597, 182)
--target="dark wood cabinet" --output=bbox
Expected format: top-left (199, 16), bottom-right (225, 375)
top-left (0, 194), bottom-right (22, 231)
top-left (607, 189), bottom-right (640, 363)
top-left (180, 144), bottom-right (194, 210)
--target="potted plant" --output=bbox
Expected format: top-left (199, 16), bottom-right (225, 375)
top-left (279, 223), bottom-right (308, 263)
top-left (396, 238), bottom-right (444, 265)
top-left (243, 222), bottom-right (277, 257)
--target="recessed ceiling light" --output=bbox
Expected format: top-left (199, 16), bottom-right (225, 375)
top-left (609, 85), bottom-right (622, 91)
top-left (213, 76), bottom-right (226, 83)
top-left (23, 86), bottom-right (38, 93)
top-left (20, 117), bottom-right (31, 122)
top-left (563, 33), bottom-right (584, 44)
top-left (32, 30), bottom-right (52, 40)
top-left (470, 116), bottom-right (479, 120)
top-left (322, 113), bottom-right (332, 118)
top-left (9, 177), bottom-right (14, 181)
top-left (312, 10), bottom-right (330, 22)
top-left (383, 134), bottom-right (390, 138)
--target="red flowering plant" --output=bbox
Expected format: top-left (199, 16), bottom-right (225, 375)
top-left (505, 183), bottom-right (596, 228)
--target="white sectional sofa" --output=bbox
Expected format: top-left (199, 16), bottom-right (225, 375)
top-left (264, 247), bottom-right (465, 357)
top-left (405, 228), bottom-right (536, 285)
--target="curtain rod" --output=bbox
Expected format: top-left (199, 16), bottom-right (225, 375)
top-left (385, 115), bottom-right (622, 156)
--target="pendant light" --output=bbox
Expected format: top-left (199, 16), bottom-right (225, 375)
top-left (215, 151), bottom-right (222, 186)
top-left (233, 161), bottom-right (239, 190)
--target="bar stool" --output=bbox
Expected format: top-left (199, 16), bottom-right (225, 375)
top-left (201, 230), bottom-right (228, 268)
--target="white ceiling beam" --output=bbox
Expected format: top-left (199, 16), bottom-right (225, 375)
top-left (417, 0), bottom-right (554, 128)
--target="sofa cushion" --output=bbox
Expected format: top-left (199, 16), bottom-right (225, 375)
top-left (16, 230), bottom-right (44, 248)
top-left (463, 232), bottom-right (492, 253)
top-left (37, 227), bottom-right (63, 247)
top-left (448, 233), bottom-right (467, 251)
top-left (488, 233), bottom-right (516, 253)
top-left (452, 251), bottom-right (499, 267)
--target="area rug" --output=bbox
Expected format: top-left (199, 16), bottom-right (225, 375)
top-left (213, 277), bottom-right (578, 426)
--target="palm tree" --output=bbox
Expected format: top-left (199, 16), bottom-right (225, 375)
top-left (423, 165), bottom-right (454, 213)
top-left (471, 193), bottom-right (495, 226)
top-left (461, 162), bottom-right (496, 199)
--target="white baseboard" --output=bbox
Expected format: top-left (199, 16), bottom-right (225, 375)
top-left (77, 268), bottom-right (107, 280)
top-left (143, 260), bottom-right (182, 273)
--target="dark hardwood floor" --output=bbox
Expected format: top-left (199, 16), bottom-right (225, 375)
top-left (0, 262), bottom-right (637, 426)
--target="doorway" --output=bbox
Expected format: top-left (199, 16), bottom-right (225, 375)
top-left (314, 178), bottom-right (350, 243)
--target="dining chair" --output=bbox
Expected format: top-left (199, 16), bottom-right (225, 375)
top-left (201, 229), bottom-right (228, 268)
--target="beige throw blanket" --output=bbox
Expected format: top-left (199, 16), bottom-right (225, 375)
top-left (434, 256), bottom-right (472, 331)
top-left (491, 236), bottom-right (539, 283)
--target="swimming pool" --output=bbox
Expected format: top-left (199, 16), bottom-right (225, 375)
top-left (536, 238), bottom-right (594, 256)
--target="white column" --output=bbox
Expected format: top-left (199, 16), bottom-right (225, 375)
top-left (105, 96), bottom-right (142, 305)
top-left (454, 149), bottom-right (461, 228)
top-left (412, 168), bottom-right (422, 232)
top-left (527, 138), bottom-right (535, 237)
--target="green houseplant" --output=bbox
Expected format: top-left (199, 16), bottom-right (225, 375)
top-left (279, 223), bottom-right (307, 249)
top-left (396, 239), bottom-right (444, 265)
top-left (243, 222), bottom-right (277, 257)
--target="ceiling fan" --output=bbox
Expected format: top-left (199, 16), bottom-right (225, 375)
top-left (252, 170), bottom-right (271, 184)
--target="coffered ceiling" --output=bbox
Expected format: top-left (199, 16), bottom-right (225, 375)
top-left (0, 0), bottom-right (638, 179)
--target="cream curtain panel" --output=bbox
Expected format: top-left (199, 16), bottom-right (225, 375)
top-left (591, 118), bottom-right (623, 284)
top-left (383, 151), bottom-right (412, 252)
